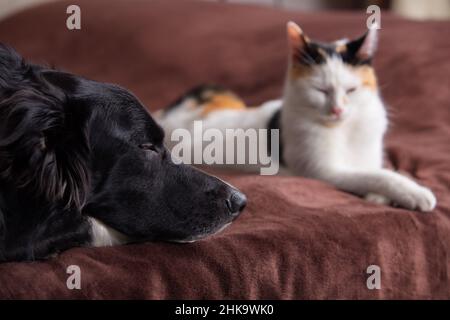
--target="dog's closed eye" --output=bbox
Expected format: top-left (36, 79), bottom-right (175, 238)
top-left (139, 143), bottom-right (157, 152)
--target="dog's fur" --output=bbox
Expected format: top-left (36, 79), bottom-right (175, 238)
top-left (0, 45), bottom-right (246, 262)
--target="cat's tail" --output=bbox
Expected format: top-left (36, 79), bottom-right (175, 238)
top-left (155, 84), bottom-right (247, 120)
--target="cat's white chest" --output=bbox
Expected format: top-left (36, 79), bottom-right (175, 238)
top-left (331, 119), bottom-right (385, 170)
top-left (282, 100), bottom-right (387, 176)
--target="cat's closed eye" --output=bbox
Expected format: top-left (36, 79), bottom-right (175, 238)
top-left (346, 87), bottom-right (357, 94)
top-left (313, 86), bottom-right (331, 95)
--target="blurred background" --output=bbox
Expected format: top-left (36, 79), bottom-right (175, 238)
top-left (0, 0), bottom-right (449, 21)
top-left (220, 0), bottom-right (450, 20)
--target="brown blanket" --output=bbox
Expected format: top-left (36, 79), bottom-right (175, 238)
top-left (0, 0), bottom-right (449, 299)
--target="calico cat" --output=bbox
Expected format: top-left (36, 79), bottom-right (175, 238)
top-left (156, 22), bottom-right (436, 212)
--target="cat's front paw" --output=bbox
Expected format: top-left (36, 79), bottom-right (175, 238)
top-left (396, 185), bottom-right (437, 212)
top-left (365, 193), bottom-right (391, 206)
top-left (414, 186), bottom-right (437, 212)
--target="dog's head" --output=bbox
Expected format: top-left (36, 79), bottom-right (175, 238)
top-left (0, 44), bottom-right (246, 256)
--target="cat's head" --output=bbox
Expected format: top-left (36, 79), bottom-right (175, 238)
top-left (285, 21), bottom-right (379, 124)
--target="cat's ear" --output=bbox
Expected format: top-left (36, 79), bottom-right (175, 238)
top-left (286, 21), bottom-right (309, 60)
top-left (346, 27), bottom-right (378, 63)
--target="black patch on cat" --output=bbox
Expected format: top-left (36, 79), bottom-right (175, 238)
top-left (295, 33), bottom-right (372, 67)
top-left (342, 33), bottom-right (372, 65)
top-left (266, 109), bottom-right (284, 165)
top-left (164, 84), bottom-right (228, 114)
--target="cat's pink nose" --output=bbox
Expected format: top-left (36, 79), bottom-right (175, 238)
top-left (331, 107), bottom-right (343, 116)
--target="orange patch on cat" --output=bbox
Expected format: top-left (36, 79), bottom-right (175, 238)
top-left (353, 65), bottom-right (377, 91)
top-left (335, 44), bottom-right (347, 53)
top-left (290, 64), bottom-right (312, 80)
top-left (201, 94), bottom-right (246, 116)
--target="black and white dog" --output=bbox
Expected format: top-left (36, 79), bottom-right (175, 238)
top-left (0, 45), bottom-right (246, 262)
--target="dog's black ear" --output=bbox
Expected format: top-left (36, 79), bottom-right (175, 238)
top-left (0, 66), bottom-right (90, 209)
top-left (40, 70), bottom-right (80, 93)
top-left (0, 43), bottom-right (23, 66)
top-left (0, 44), bottom-right (26, 93)
top-left (0, 208), bottom-right (5, 262)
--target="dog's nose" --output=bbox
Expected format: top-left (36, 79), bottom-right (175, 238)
top-left (226, 191), bottom-right (247, 216)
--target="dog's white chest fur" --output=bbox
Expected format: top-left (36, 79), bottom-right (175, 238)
top-left (89, 217), bottom-right (129, 247)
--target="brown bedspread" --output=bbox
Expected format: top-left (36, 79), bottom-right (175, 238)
top-left (0, 0), bottom-right (449, 299)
